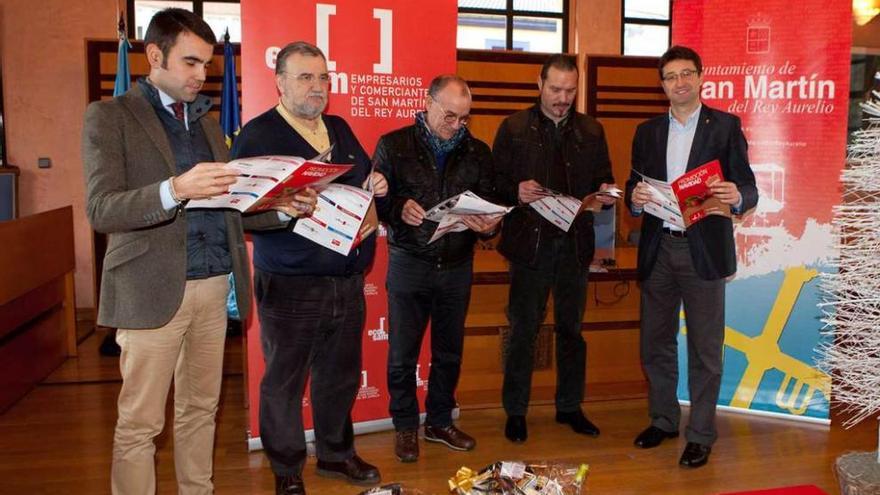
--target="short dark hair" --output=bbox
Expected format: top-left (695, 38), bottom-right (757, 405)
top-left (144, 8), bottom-right (217, 64)
top-left (540, 53), bottom-right (578, 81)
top-left (427, 74), bottom-right (469, 99)
top-left (275, 41), bottom-right (326, 75)
top-left (658, 45), bottom-right (703, 79)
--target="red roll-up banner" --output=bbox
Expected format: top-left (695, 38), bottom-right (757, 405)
top-left (671, 1), bottom-right (851, 421)
top-left (240, 0), bottom-right (458, 448)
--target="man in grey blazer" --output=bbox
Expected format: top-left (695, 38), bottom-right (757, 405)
top-left (82, 9), bottom-right (314, 495)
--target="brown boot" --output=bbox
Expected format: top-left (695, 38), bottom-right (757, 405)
top-left (395, 429), bottom-right (419, 462)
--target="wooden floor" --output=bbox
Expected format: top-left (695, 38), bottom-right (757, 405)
top-left (0, 330), bottom-right (870, 495)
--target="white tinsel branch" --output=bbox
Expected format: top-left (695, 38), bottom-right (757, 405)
top-left (818, 119), bottom-right (880, 430)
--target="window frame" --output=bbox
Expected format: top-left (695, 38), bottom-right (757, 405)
top-left (126, 0), bottom-right (241, 39)
top-left (620, 0), bottom-right (672, 56)
top-left (458, 0), bottom-right (569, 53)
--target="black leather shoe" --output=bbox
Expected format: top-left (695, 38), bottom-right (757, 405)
top-left (99, 333), bottom-right (121, 357)
top-left (679, 442), bottom-right (711, 468)
top-left (633, 425), bottom-right (679, 449)
top-left (316, 455), bottom-right (381, 485)
top-left (275, 474), bottom-right (305, 495)
top-left (555, 410), bottom-right (600, 437)
top-left (505, 415), bottom-right (527, 443)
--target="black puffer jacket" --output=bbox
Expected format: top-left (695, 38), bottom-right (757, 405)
top-left (373, 124), bottom-right (497, 266)
top-left (493, 105), bottom-right (614, 268)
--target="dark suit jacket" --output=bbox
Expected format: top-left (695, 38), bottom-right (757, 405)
top-left (82, 85), bottom-right (281, 329)
top-left (624, 105), bottom-right (758, 281)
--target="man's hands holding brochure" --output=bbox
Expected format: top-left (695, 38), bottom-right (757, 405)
top-left (169, 161), bottom-right (321, 216)
top-left (270, 171), bottom-right (388, 219)
top-left (402, 199), bottom-right (503, 234)
top-left (631, 178), bottom-right (741, 209)
top-left (171, 162), bottom-right (239, 200)
top-left (461, 213), bottom-right (503, 234)
top-left (271, 187), bottom-right (318, 218)
top-left (584, 183), bottom-right (622, 211)
top-left (518, 179), bottom-right (622, 209)
top-left (519, 181), bottom-right (621, 233)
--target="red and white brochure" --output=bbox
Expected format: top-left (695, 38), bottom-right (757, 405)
top-left (185, 155), bottom-right (351, 213)
top-left (638, 159), bottom-right (731, 229)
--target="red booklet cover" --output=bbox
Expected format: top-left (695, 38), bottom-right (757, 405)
top-left (250, 160), bottom-right (352, 212)
top-left (671, 159), bottom-right (730, 227)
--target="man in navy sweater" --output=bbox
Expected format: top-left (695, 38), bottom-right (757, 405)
top-left (232, 41), bottom-right (388, 495)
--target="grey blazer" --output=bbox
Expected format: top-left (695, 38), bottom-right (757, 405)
top-left (82, 85), bottom-right (282, 329)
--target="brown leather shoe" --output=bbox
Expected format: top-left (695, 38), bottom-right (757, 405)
top-left (424, 424), bottom-right (476, 451)
top-left (274, 474), bottom-right (305, 495)
top-left (316, 455), bottom-right (380, 485)
top-left (395, 429), bottom-right (419, 462)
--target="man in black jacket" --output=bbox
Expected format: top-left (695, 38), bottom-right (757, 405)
top-left (625, 46), bottom-right (757, 469)
top-left (493, 54), bottom-right (617, 444)
top-left (232, 41), bottom-right (388, 495)
top-left (373, 75), bottom-right (500, 463)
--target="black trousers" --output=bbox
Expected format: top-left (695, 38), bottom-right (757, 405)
top-left (255, 270), bottom-right (365, 476)
top-left (502, 234), bottom-right (588, 416)
top-left (386, 249), bottom-right (473, 431)
top-left (640, 234), bottom-right (725, 446)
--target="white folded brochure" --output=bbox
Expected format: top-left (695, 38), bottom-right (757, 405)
top-left (424, 190), bottom-right (512, 244)
top-left (529, 186), bottom-right (622, 232)
top-left (292, 183), bottom-right (375, 256)
top-left (633, 171), bottom-right (686, 229)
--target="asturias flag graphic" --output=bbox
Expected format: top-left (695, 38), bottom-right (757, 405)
top-left (220, 30), bottom-right (240, 148)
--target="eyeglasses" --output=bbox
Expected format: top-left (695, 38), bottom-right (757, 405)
top-left (433, 99), bottom-right (470, 126)
top-left (283, 72), bottom-right (331, 85)
top-left (662, 69), bottom-right (698, 83)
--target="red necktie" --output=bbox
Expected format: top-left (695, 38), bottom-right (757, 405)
top-left (170, 101), bottom-right (185, 121)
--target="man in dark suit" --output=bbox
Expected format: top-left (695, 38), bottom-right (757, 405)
top-left (625, 45), bottom-right (758, 468)
top-left (82, 9), bottom-right (310, 494)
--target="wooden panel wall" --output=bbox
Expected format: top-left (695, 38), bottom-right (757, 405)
top-left (584, 54), bottom-right (665, 243)
top-left (457, 49), bottom-right (546, 147)
top-left (0, 207), bottom-right (77, 412)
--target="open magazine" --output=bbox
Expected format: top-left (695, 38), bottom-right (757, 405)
top-left (636, 159), bottom-right (730, 229)
top-left (424, 190), bottom-right (512, 244)
top-left (530, 186), bottom-right (622, 232)
top-left (185, 154), bottom-right (350, 213)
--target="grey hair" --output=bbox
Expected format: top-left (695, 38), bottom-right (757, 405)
top-left (275, 41), bottom-right (326, 75)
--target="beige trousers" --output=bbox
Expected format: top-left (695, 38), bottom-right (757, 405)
top-left (111, 275), bottom-right (228, 495)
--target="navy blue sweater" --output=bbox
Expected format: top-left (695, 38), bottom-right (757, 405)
top-left (232, 108), bottom-right (377, 276)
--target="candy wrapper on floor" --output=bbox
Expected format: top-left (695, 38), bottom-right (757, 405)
top-left (447, 461), bottom-right (589, 495)
top-left (356, 483), bottom-right (431, 495)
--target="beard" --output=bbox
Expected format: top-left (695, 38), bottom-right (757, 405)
top-left (293, 93), bottom-right (327, 119)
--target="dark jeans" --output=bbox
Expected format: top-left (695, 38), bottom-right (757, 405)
top-left (255, 270), bottom-right (365, 476)
top-left (502, 234), bottom-right (588, 416)
top-left (386, 249), bottom-right (473, 431)
top-left (640, 234), bottom-right (725, 446)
